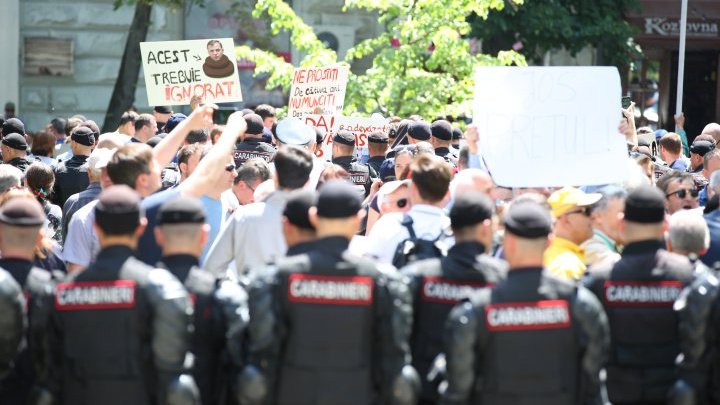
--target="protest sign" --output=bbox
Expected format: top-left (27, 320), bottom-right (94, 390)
top-left (304, 114), bottom-right (389, 160)
top-left (140, 38), bottom-right (243, 106)
top-left (473, 66), bottom-right (628, 187)
top-left (288, 64), bottom-right (349, 118)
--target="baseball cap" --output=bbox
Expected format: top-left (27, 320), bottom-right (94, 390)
top-left (547, 186), bottom-right (602, 217)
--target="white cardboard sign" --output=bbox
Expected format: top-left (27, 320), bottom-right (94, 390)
top-left (473, 67), bottom-right (628, 187)
top-left (140, 38), bottom-right (243, 106)
top-left (288, 64), bottom-right (349, 118)
top-left (303, 114), bottom-right (389, 161)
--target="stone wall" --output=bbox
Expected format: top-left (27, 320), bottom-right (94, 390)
top-left (19, 0), bottom-right (184, 132)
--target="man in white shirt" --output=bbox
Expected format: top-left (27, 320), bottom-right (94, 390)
top-left (365, 154), bottom-right (453, 264)
top-left (204, 145), bottom-right (314, 277)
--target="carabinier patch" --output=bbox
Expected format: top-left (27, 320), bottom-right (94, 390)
top-left (233, 150), bottom-right (273, 165)
top-left (485, 300), bottom-right (571, 332)
top-left (603, 280), bottom-right (683, 307)
top-left (288, 274), bottom-right (373, 306)
top-left (55, 280), bottom-right (136, 311)
top-left (421, 276), bottom-right (490, 304)
top-left (349, 171), bottom-right (368, 186)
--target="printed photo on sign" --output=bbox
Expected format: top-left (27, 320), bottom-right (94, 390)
top-left (473, 67), bottom-right (628, 187)
top-left (140, 38), bottom-right (243, 106)
top-left (288, 64), bottom-right (349, 118)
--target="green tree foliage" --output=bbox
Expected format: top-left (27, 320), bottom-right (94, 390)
top-left (236, 0), bottom-right (526, 119)
top-left (470, 0), bottom-right (641, 67)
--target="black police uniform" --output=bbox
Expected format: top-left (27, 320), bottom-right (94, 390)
top-left (402, 241), bottom-right (506, 404)
top-left (52, 154), bottom-right (90, 207)
top-left (0, 259), bottom-right (50, 404)
top-left (367, 155), bottom-right (386, 175)
top-left (584, 240), bottom-right (696, 404)
top-left (47, 245), bottom-right (195, 405)
top-left (159, 254), bottom-right (248, 405)
top-left (435, 147), bottom-right (458, 167)
top-left (0, 258), bottom-right (54, 405)
top-left (442, 266), bottom-right (609, 405)
top-left (240, 236), bottom-right (418, 405)
top-left (7, 157), bottom-right (32, 173)
top-left (0, 268), bottom-right (24, 382)
top-left (441, 200), bottom-right (609, 405)
top-left (233, 137), bottom-right (276, 167)
top-left (332, 156), bottom-right (376, 197)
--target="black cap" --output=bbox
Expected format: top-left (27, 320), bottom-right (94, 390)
top-left (71, 126), bottom-right (95, 147)
top-left (395, 120), bottom-right (410, 140)
top-left (81, 120), bottom-right (100, 136)
top-left (450, 192), bottom-right (494, 229)
top-left (368, 131), bottom-right (388, 144)
top-left (316, 180), bottom-right (362, 218)
top-left (624, 185), bottom-right (666, 224)
top-left (2, 118), bottom-right (24, 136)
top-left (0, 198), bottom-right (45, 227)
top-left (1, 133), bottom-right (27, 151)
top-left (153, 105), bottom-right (172, 114)
top-left (408, 121), bottom-right (431, 141)
top-left (690, 140), bottom-right (715, 156)
top-left (157, 196), bottom-right (206, 225)
top-left (244, 113), bottom-right (265, 136)
top-left (503, 200), bottom-right (552, 238)
top-left (94, 185), bottom-right (143, 234)
top-left (452, 127), bottom-right (462, 141)
top-left (163, 113), bottom-right (186, 133)
top-left (283, 189), bottom-right (316, 230)
top-left (333, 130), bottom-right (356, 147)
top-left (431, 120), bottom-right (453, 141)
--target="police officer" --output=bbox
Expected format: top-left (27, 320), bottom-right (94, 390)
top-left (431, 120), bottom-right (458, 167)
top-left (45, 185), bottom-right (198, 405)
top-left (442, 199), bottom-right (609, 405)
top-left (240, 180), bottom-right (419, 405)
top-left (331, 130), bottom-right (376, 197)
top-left (154, 197), bottom-right (248, 405)
top-left (450, 126), bottom-right (462, 157)
top-left (402, 192), bottom-right (506, 404)
top-left (583, 185), bottom-right (696, 405)
top-left (52, 126), bottom-right (94, 207)
top-left (0, 197), bottom-right (55, 404)
top-left (0, 268), bottom-right (24, 385)
top-left (1, 133), bottom-right (33, 173)
top-left (367, 131), bottom-right (389, 175)
top-left (233, 113), bottom-right (276, 167)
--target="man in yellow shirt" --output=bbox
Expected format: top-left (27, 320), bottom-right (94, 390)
top-left (544, 187), bottom-right (601, 280)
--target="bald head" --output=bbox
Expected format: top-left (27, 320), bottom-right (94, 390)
top-left (451, 169), bottom-right (494, 197)
top-left (702, 122), bottom-right (720, 144)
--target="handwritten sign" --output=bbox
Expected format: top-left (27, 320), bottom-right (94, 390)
top-left (473, 67), bottom-right (628, 187)
top-left (304, 114), bottom-right (389, 160)
top-left (288, 64), bottom-right (349, 118)
top-left (140, 38), bottom-right (243, 106)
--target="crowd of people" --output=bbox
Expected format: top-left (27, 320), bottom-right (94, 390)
top-left (0, 97), bottom-right (719, 405)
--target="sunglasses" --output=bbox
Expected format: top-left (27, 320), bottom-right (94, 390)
top-left (225, 164), bottom-right (236, 172)
top-left (666, 188), bottom-right (699, 199)
top-left (565, 206), bottom-right (591, 217)
top-left (385, 198), bottom-right (408, 208)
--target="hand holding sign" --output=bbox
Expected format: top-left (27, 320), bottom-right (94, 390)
top-left (186, 104), bottom-right (217, 130)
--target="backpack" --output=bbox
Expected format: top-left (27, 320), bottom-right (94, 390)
top-left (392, 215), bottom-right (450, 268)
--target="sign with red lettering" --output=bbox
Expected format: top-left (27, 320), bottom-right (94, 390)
top-left (288, 64), bottom-right (349, 118)
top-left (303, 114), bottom-right (389, 160)
top-left (140, 38), bottom-right (243, 106)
